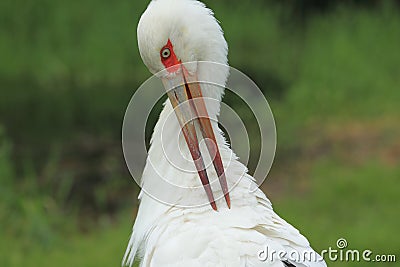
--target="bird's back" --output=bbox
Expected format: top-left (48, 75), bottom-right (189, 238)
top-left (124, 174), bottom-right (326, 267)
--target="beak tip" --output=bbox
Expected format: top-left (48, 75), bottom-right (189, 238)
top-left (226, 195), bottom-right (231, 209)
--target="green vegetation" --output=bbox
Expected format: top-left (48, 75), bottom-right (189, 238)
top-left (1, 0), bottom-right (399, 266)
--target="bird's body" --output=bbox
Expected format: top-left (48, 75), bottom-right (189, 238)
top-left (123, 0), bottom-right (326, 266)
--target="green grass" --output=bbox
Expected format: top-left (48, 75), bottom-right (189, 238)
top-left (274, 160), bottom-right (399, 266)
top-left (1, 212), bottom-right (135, 267)
top-left (285, 5), bottom-right (400, 120)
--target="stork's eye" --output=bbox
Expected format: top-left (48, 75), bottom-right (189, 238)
top-left (161, 48), bottom-right (171, 59)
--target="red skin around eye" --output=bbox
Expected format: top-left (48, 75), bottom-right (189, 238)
top-left (160, 39), bottom-right (181, 73)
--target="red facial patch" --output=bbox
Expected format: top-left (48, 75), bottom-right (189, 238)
top-left (160, 39), bottom-right (181, 73)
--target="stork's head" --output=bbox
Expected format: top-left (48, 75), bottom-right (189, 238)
top-left (137, 0), bottom-right (228, 75)
top-left (137, 0), bottom-right (231, 211)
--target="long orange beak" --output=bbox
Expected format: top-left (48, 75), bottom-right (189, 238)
top-left (162, 65), bottom-right (230, 211)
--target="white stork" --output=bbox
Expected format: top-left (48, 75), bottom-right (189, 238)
top-left (123, 0), bottom-right (327, 266)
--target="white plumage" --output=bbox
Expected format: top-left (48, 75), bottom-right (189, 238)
top-left (123, 0), bottom-right (326, 266)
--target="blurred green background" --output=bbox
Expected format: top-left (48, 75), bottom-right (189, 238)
top-left (1, 0), bottom-right (399, 266)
